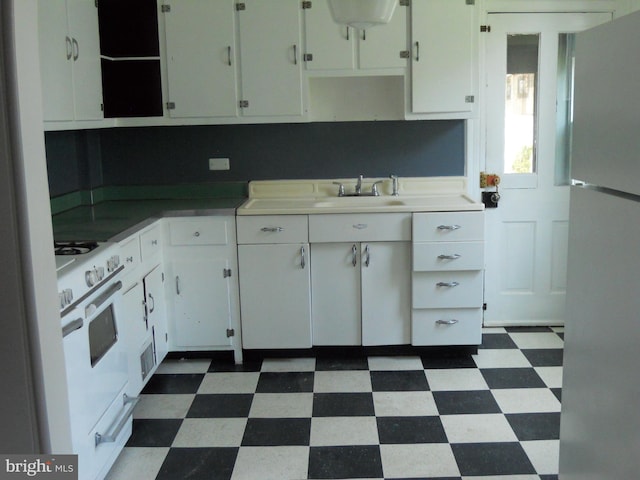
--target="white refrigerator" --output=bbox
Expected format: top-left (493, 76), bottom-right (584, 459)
top-left (559, 10), bottom-right (640, 479)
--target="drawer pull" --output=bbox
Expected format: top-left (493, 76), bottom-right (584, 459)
top-left (438, 254), bottom-right (462, 260)
top-left (437, 224), bottom-right (461, 231)
top-left (436, 319), bottom-right (459, 325)
top-left (126, 256), bottom-right (134, 263)
top-left (436, 281), bottom-right (460, 287)
top-left (261, 227), bottom-right (284, 233)
top-left (353, 223), bottom-right (368, 230)
top-left (194, 231), bottom-right (200, 237)
top-left (151, 240), bottom-right (158, 245)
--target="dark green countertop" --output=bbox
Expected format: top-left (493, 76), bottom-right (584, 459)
top-left (52, 198), bottom-right (246, 242)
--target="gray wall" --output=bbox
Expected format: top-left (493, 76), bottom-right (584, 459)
top-left (46, 120), bottom-right (465, 195)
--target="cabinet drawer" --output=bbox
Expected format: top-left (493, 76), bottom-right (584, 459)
top-left (309, 213), bottom-right (411, 242)
top-left (412, 308), bottom-right (482, 346)
top-left (120, 235), bottom-right (141, 272)
top-left (169, 217), bottom-right (231, 246)
top-left (413, 241), bottom-right (484, 271)
top-left (237, 215), bottom-right (308, 244)
top-left (413, 212), bottom-right (484, 242)
top-left (412, 270), bottom-right (483, 309)
top-left (140, 224), bottom-right (162, 261)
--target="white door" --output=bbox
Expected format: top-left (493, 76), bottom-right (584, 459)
top-left (358, 2), bottom-right (408, 70)
top-left (304, 0), bottom-right (355, 70)
top-left (483, 13), bottom-right (611, 326)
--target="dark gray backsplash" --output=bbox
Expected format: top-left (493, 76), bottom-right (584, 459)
top-left (46, 120), bottom-right (465, 196)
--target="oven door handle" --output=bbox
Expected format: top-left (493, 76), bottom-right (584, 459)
top-left (62, 318), bottom-right (83, 338)
top-left (95, 394), bottom-right (139, 446)
top-left (85, 281), bottom-right (123, 317)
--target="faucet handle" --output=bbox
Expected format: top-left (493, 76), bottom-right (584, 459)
top-left (371, 180), bottom-right (384, 196)
top-left (332, 181), bottom-right (345, 197)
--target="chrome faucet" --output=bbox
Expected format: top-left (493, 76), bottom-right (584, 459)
top-left (355, 174), bottom-right (364, 195)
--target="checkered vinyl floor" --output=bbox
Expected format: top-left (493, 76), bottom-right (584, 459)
top-left (106, 327), bottom-right (564, 480)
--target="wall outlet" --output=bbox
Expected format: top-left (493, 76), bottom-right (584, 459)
top-left (209, 157), bottom-right (230, 170)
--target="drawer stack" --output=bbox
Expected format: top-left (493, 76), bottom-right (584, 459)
top-left (411, 211), bottom-right (484, 346)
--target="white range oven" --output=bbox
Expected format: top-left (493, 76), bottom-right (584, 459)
top-left (56, 241), bottom-right (136, 480)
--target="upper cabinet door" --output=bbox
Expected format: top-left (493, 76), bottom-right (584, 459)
top-left (163, 0), bottom-right (238, 118)
top-left (304, 0), bottom-right (356, 70)
top-left (237, 0), bottom-right (304, 117)
top-left (359, 2), bottom-right (408, 70)
top-left (411, 0), bottom-right (475, 115)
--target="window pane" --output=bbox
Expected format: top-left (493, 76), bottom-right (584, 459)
top-left (504, 34), bottom-right (539, 174)
top-left (555, 33), bottom-right (576, 185)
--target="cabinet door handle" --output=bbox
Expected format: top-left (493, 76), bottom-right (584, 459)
top-left (176, 276), bottom-right (181, 295)
top-left (72, 37), bottom-right (79, 61)
top-left (293, 44), bottom-right (298, 65)
top-left (148, 293), bottom-right (155, 313)
top-left (261, 227), bottom-right (284, 232)
top-left (436, 319), bottom-right (459, 325)
top-left (351, 244), bottom-right (358, 267)
top-left (437, 281), bottom-right (460, 287)
top-left (437, 224), bottom-right (461, 231)
top-left (65, 36), bottom-right (73, 60)
top-left (362, 29), bottom-right (366, 41)
top-left (363, 244), bottom-right (371, 267)
top-left (438, 254), bottom-right (462, 260)
top-left (346, 26), bottom-right (350, 41)
top-left (415, 41), bottom-right (420, 62)
top-left (227, 46), bottom-right (232, 66)
top-left (300, 246), bottom-right (306, 269)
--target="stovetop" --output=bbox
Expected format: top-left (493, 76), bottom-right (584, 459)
top-left (54, 240), bottom-right (100, 256)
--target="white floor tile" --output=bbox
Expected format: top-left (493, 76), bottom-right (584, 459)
top-left (249, 393), bottom-right (314, 418)
top-left (155, 358), bottom-right (211, 374)
top-left (534, 366), bottom-right (563, 388)
top-left (104, 447), bottom-right (168, 480)
top-left (373, 391), bottom-right (438, 417)
top-left (440, 414), bottom-right (518, 443)
top-left (472, 349), bottom-right (531, 368)
top-left (521, 440), bottom-right (560, 475)
top-left (313, 370), bottom-right (372, 393)
top-left (133, 394), bottom-right (194, 419)
top-left (231, 446), bottom-right (309, 480)
top-left (380, 444), bottom-right (460, 478)
top-left (492, 388), bottom-right (561, 413)
top-left (197, 372), bottom-right (260, 394)
top-left (509, 332), bottom-right (565, 349)
top-left (261, 357), bottom-right (316, 372)
top-left (425, 368), bottom-right (489, 391)
top-left (310, 417), bottom-right (379, 446)
top-left (367, 356), bottom-right (423, 371)
top-left (171, 418), bottom-right (247, 447)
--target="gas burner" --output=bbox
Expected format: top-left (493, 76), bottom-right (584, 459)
top-left (54, 241), bottom-right (100, 256)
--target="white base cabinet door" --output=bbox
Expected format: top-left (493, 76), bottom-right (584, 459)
top-left (145, 265), bottom-right (168, 364)
top-left (171, 258), bottom-right (234, 348)
top-left (238, 244), bottom-right (312, 349)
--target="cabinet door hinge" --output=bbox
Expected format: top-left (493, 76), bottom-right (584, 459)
top-left (239, 100), bottom-right (249, 108)
top-left (161, 4), bottom-right (171, 13)
top-left (166, 101), bottom-right (176, 110)
top-left (483, 303), bottom-right (487, 310)
top-left (465, 95), bottom-right (475, 103)
top-left (223, 268), bottom-right (232, 278)
top-left (95, 0), bottom-right (98, 8)
top-left (399, 0), bottom-right (410, 6)
top-left (466, 0), bottom-right (475, 5)
top-left (303, 53), bottom-right (313, 62)
top-left (236, 3), bottom-right (246, 11)
top-left (226, 328), bottom-right (235, 337)
top-left (100, 103), bottom-right (104, 112)
top-left (480, 25), bottom-right (491, 33)
top-left (399, 50), bottom-right (410, 59)
top-left (302, 1), bottom-right (312, 8)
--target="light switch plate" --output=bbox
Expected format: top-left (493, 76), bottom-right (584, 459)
top-left (209, 158), bottom-right (230, 170)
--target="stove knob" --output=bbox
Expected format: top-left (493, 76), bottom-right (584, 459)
top-left (96, 266), bottom-right (105, 281)
top-left (107, 255), bottom-right (121, 272)
top-left (113, 255), bottom-right (120, 268)
top-left (64, 288), bottom-right (73, 304)
top-left (86, 269), bottom-right (98, 287)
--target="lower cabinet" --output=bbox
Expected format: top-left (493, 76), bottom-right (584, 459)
top-left (237, 243), bottom-right (312, 349)
top-left (311, 242), bottom-right (411, 346)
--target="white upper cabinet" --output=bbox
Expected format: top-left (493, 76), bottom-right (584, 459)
top-left (237, 0), bottom-right (304, 117)
top-left (304, 0), bottom-right (408, 72)
top-left (38, 0), bottom-right (103, 122)
top-left (410, 0), bottom-right (475, 116)
top-left (163, 0), bottom-right (238, 118)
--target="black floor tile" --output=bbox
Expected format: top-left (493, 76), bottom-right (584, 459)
top-left (451, 442), bottom-right (536, 476)
top-left (308, 445), bottom-right (383, 479)
top-left (255, 371), bottom-right (314, 393)
top-left (551, 387), bottom-right (562, 402)
top-left (312, 392), bottom-right (375, 417)
top-left (556, 332), bottom-right (564, 340)
top-left (186, 393), bottom-right (253, 418)
top-left (208, 359), bottom-right (262, 372)
top-left (315, 357), bottom-right (369, 371)
top-left (126, 419), bottom-right (182, 447)
top-left (142, 373), bottom-right (204, 394)
top-left (506, 412), bottom-right (561, 440)
top-left (521, 348), bottom-right (564, 366)
top-left (540, 475), bottom-right (559, 480)
top-left (156, 447), bottom-right (237, 480)
top-left (479, 333), bottom-right (518, 349)
top-left (421, 355), bottom-right (477, 369)
top-left (370, 370), bottom-right (429, 391)
top-left (505, 326), bottom-right (553, 333)
top-left (376, 416), bottom-right (447, 444)
top-left (241, 418), bottom-right (311, 446)
top-left (480, 368), bottom-right (546, 389)
top-left (433, 390), bottom-right (501, 415)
